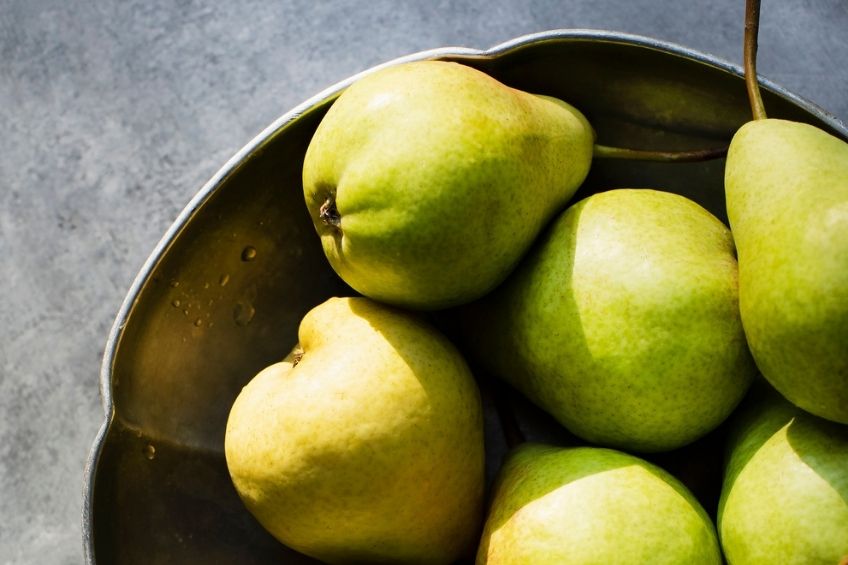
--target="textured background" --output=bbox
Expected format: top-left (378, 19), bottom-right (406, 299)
top-left (1, 1), bottom-right (847, 563)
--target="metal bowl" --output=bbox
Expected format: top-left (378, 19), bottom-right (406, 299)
top-left (83, 30), bottom-right (848, 564)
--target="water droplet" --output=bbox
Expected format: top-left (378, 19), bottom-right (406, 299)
top-left (219, 274), bottom-right (230, 287)
top-left (169, 280), bottom-right (180, 288)
top-left (143, 444), bottom-right (156, 460)
top-left (241, 246), bottom-right (257, 262)
top-left (233, 301), bottom-right (256, 326)
top-left (183, 309), bottom-right (189, 316)
top-left (172, 299), bottom-right (181, 308)
top-left (194, 318), bottom-right (203, 327)
top-left (208, 321), bottom-right (215, 328)
top-left (203, 282), bottom-right (210, 289)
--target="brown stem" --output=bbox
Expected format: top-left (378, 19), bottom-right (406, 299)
top-left (744, 0), bottom-right (768, 120)
top-left (319, 194), bottom-right (341, 228)
top-left (593, 144), bottom-right (728, 162)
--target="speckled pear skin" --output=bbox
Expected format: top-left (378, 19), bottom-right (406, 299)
top-left (224, 297), bottom-right (485, 565)
top-left (302, 60), bottom-right (594, 310)
top-left (476, 443), bottom-right (722, 565)
top-left (462, 189), bottom-right (755, 452)
top-left (718, 385), bottom-right (848, 564)
top-left (725, 119), bottom-right (848, 424)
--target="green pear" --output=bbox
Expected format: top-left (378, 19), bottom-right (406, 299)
top-left (477, 443), bottom-right (722, 564)
top-left (302, 60), bottom-right (594, 310)
top-left (224, 297), bottom-right (485, 564)
top-left (725, 119), bottom-right (848, 423)
top-left (461, 189), bottom-right (756, 452)
top-left (718, 384), bottom-right (848, 564)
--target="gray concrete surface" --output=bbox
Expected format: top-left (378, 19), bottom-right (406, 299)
top-left (1, 1), bottom-right (846, 563)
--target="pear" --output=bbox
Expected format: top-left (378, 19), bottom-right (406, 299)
top-left (302, 60), bottom-right (594, 310)
top-left (461, 189), bottom-right (755, 452)
top-left (718, 384), bottom-right (848, 564)
top-left (224, 297), bottom-right (485, 564)
top-left (477, 443), bottom-right (722, 564)
top-left (723, 0), bottom-right (848, 423)
top-left (725, 119), bottom-right (848, 423)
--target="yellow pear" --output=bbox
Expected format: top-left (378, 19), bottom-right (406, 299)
top-left (225, 297), bottom-right (485, 564)
top-left (477, 443), bottom-right (722, 564)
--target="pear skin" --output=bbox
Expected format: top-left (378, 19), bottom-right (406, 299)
top-left (477, 444), bottom-right (722, 564)
top-left (302, 61), bottom-right (594, 310)
top-left (718, 384), bottom-right (848, 564)
top-left (725, 118), bottom-right (848, 423)
top-left (462, 189), bottom-right (755, 452)
top-left (225, 297), bottom-right (485, 564)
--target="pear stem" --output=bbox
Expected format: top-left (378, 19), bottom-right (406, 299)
top-left (593, 144), bottom-right (728, 162)
top-left (489, 380), bottom-right (525, 450)
top-left (744, 0), bottom-right (768, 120)
top-left (319, 194), bottom-right (341, 229)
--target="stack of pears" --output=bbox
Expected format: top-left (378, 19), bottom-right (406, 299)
top-left (223, 2), bottom-right (847, 562)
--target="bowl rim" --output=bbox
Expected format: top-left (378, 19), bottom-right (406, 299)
top-left (81, 28), bottom-right (848, 563)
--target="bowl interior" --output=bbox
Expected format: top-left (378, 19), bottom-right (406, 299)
top-left (85, 32), bottom-right (846, 564)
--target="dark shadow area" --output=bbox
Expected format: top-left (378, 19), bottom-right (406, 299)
top-left (91, 421), bottom-right (318, 565)
top-left (643, 417), bottom-right (731, 521)
top-left (430, 327), bottom-right (583, 494)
